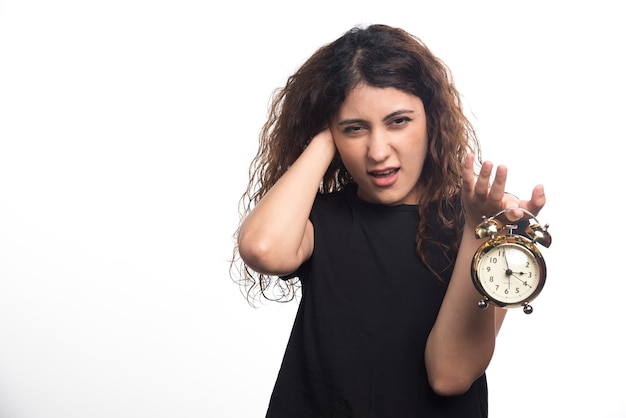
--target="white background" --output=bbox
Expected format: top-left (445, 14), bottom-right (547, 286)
top-left (1, 1), bottom-right (624, 417)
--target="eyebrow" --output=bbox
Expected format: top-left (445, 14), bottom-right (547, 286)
top-left (337, 109), bottom-right (415, 126)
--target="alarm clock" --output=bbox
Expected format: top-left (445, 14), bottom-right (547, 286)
top-left (471, 207), bottom-right (551, 314)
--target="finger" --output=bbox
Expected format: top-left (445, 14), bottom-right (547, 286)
top-left (523, 185), bottom-right (546, 216)
top-left (462, 153), bottom-right (476, 192)
top-left (489, 165), bottom-right (508, 201)
top-left (502, 192), bottom-right (523, 221)
top-left (474, 160), bottom-right (494, 198)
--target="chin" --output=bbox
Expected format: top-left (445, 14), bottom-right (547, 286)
top-left (361, 189), bottom-right (416, 206)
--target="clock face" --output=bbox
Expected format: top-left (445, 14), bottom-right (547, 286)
top-left (473, 239), bottom-right (546, 306)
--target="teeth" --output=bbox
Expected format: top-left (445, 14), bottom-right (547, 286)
top-left (374, 169), bottom-right (395, 176)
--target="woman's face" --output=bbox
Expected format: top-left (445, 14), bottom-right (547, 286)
top-left (331, 83), bottom-right (429, 205)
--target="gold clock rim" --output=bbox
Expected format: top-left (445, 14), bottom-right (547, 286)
top-left (470, 234), bottom-right (547, 309)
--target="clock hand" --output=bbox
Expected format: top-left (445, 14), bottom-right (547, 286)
top-left (502, 249), bottom-right (512, 289)
top-left (503, 247), bottom-right (511, 270)
top-left (509, 272), bottom-right (532, 288)
top-left (504, 269), bottom-right (527, 275)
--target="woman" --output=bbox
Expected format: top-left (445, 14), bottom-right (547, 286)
top-left (231, 24), bottom-right (546, 417)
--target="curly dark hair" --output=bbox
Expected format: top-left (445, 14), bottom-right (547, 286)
top-left (230, 24), bottom-right (481, 305)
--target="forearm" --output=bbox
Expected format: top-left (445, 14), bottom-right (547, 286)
top-left (238, 133), bottom-right (335, 275)
top-left (424, 224), bottom-right (503, 396)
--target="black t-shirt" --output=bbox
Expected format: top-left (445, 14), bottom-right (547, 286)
top-left (266, 184), bottom-right (488, 418)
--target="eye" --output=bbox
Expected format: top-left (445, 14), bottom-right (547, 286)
top-left (343, 125), bottom-right (367, 135)
top-left (389, 116), bottom-right (411, 128)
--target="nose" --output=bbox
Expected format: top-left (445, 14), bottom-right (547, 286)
top-left (367, 129), bottom-right (391, 163)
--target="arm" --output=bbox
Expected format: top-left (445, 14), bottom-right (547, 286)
top-left (424, 153), bottom-right (546, 396)
top-left (237, 130), bottom-right (336, 276)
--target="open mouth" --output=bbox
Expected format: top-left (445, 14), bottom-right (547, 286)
top-left (370, 168), bottom-right (399, 177)
top-left (368, 168), bottom-right (400, 188)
